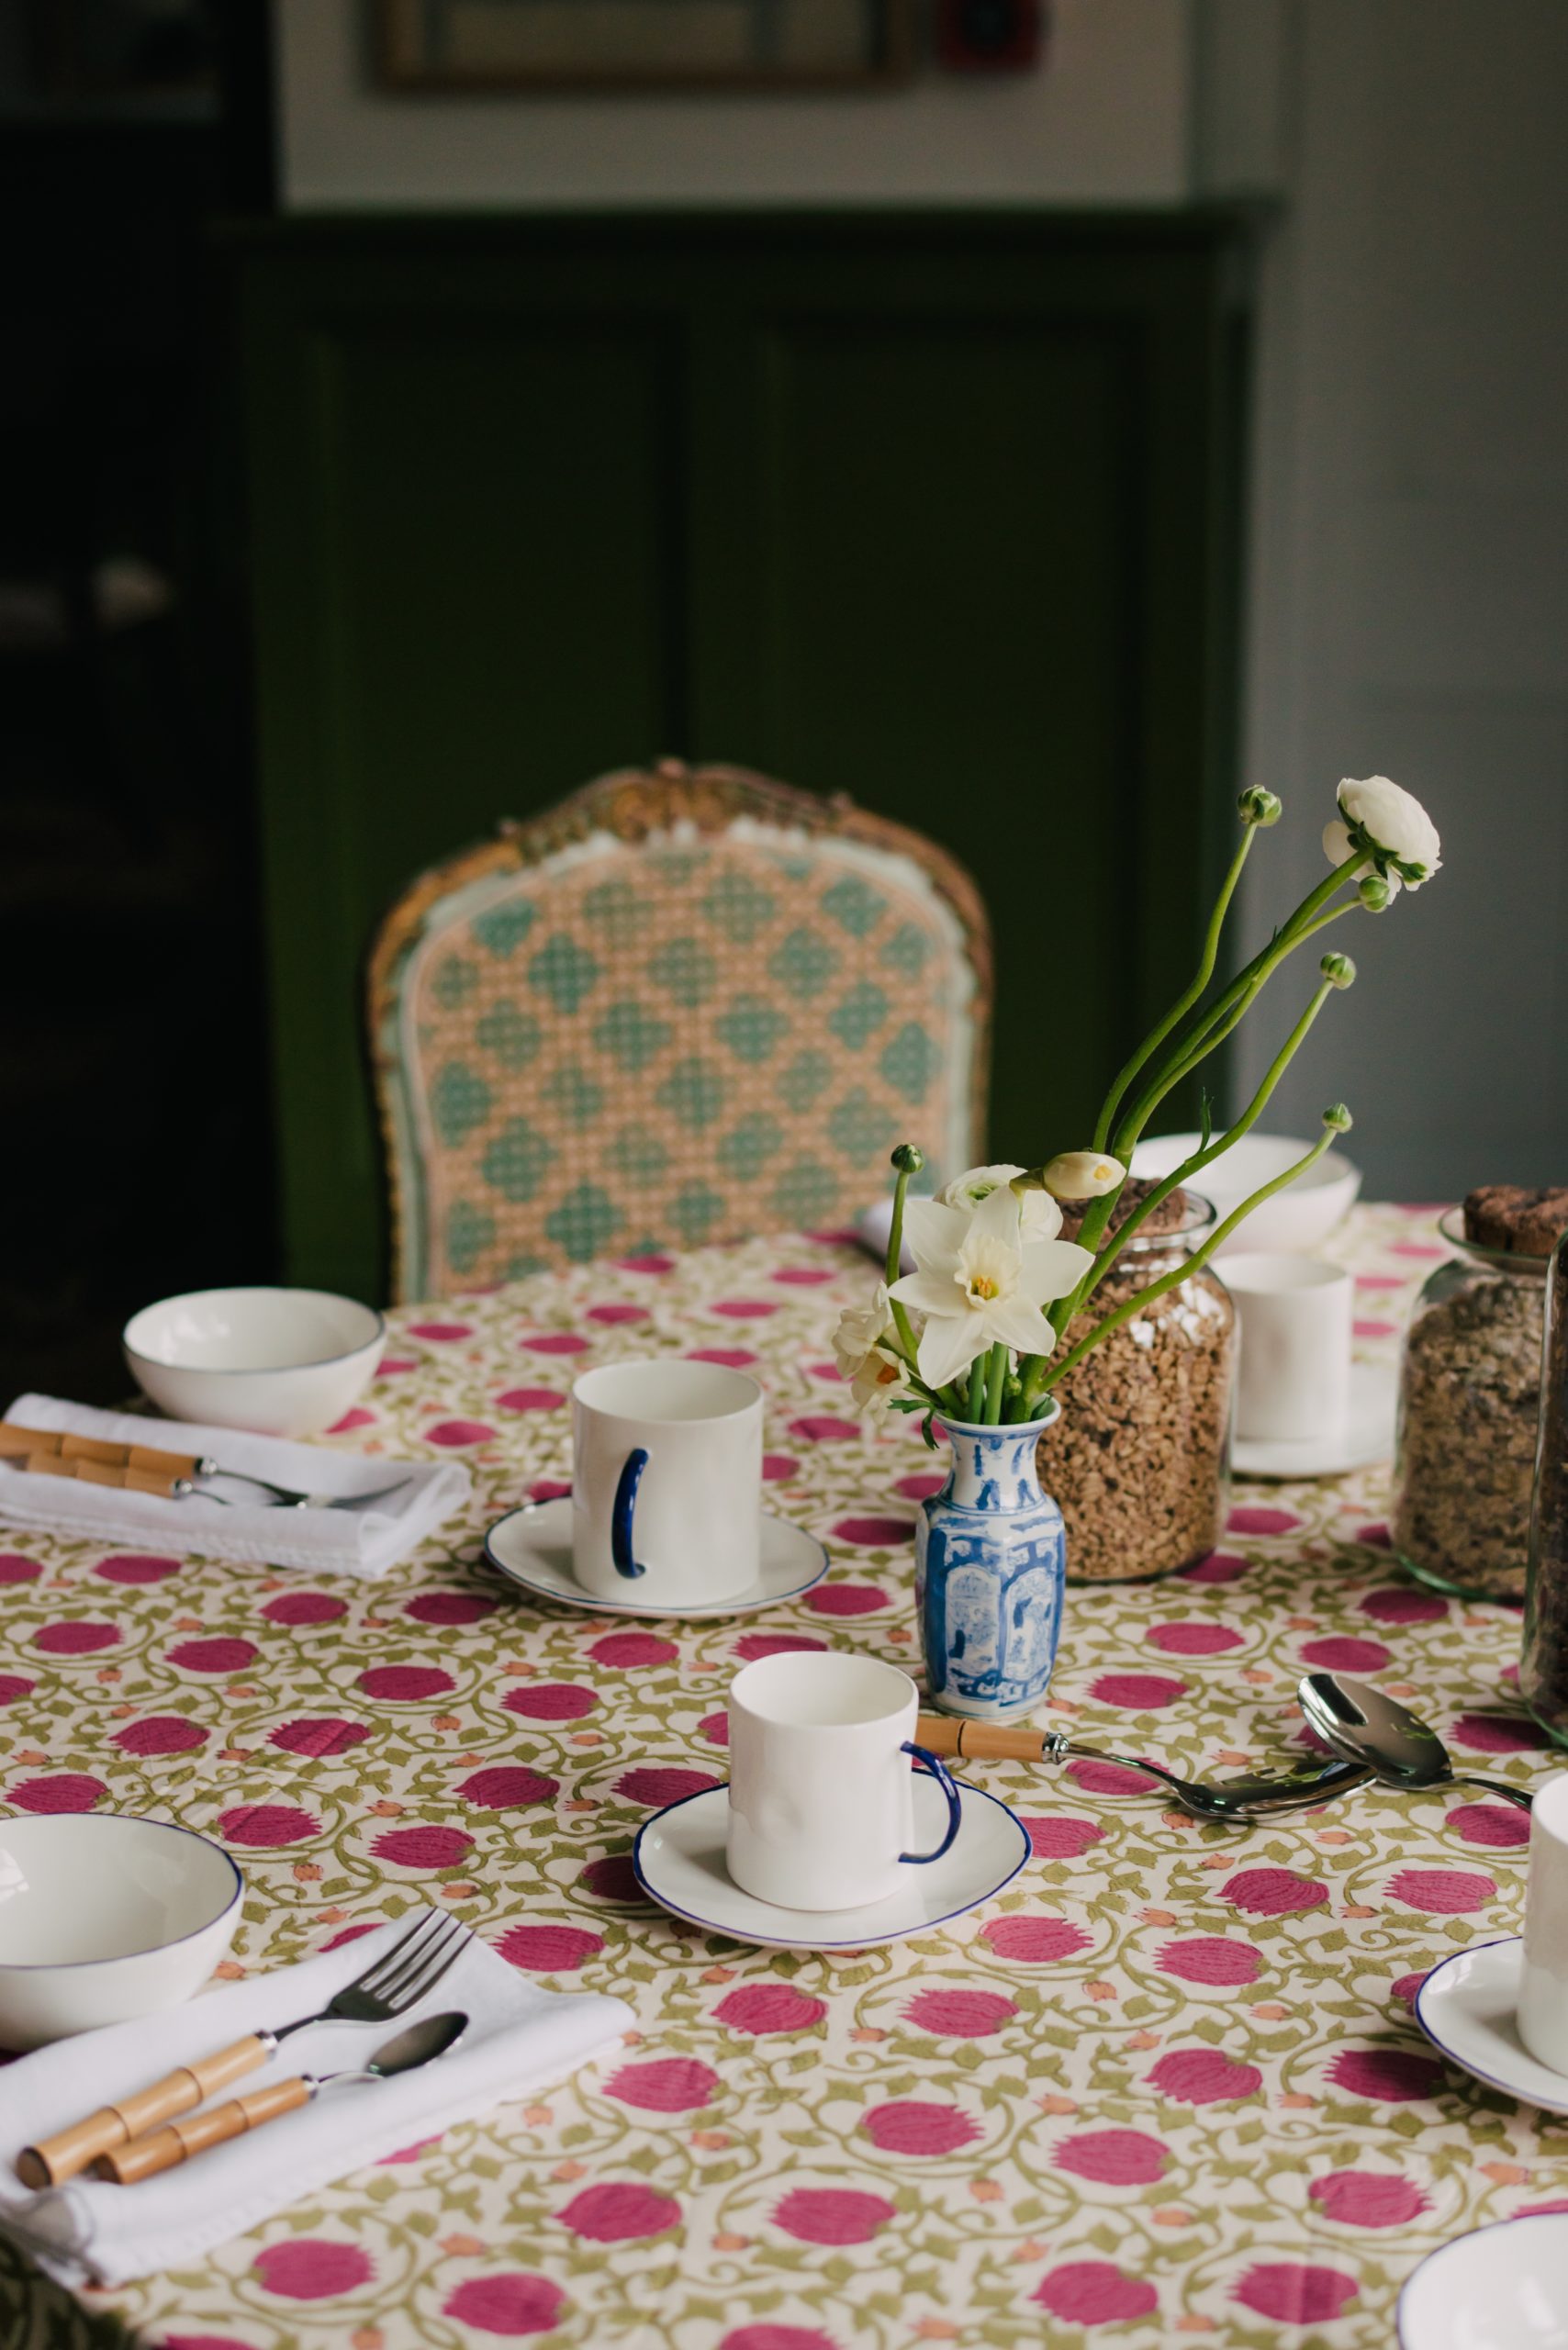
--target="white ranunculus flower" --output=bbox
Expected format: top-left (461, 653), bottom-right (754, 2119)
top-left (1041, 1150), bottom-right (1126, 1203)
top-left (890, 1185), bottom-right (1093, 1393)
top-left (940, 1162), bottom-right (1062, 1241)
top-left (1336, 775), bottom-right (1441, 888)
top-left (1322, 817), bottom-right (1353, 867)
top-left (832, 1285), bottom-right (893, 1379)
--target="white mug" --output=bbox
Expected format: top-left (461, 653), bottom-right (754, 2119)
top-left (726, 1651), bottom-right (962, 1911)
top-left (571, 1359), bottom-right (762, 1606)
top-left (1224, 1251), bottom-right (1352, 1443)
top-left (1518, 1775), bottom-right (1568, 2074)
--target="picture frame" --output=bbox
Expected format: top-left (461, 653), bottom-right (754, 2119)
top-left (374, 0), bottom-right (915, 93)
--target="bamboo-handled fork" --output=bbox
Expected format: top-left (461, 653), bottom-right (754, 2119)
top-left (0, 1422), bottom-right (412, 1511)
top-left (17, 1912), bottom-right (472, 2188)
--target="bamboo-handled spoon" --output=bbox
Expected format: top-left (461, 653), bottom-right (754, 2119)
top-left (913, 1713), bottom-right (1372, 1822)
top-left (1297, 1673), bottom-right (1535, 1809)
top-left (98, 2010), bottom-right (467, 2184)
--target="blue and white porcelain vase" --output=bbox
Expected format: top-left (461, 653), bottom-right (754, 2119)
top-left (915, 1408), bottom-right (1066, 1722)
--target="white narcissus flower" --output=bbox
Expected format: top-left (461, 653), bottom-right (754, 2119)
top-left (851, 1343), bottom-right (913, 1410)
top-left (832, 1286), bottom-right (914, 1410)
top-left (1327, 775), bottom-right (1440, 889)
top-left (890, 1185), bottom-right (1093, 1393)
top-left (939, 1162), bottom-right (1063, 1241)
top-left (1041, 1150), bottom-right (1126, 1203)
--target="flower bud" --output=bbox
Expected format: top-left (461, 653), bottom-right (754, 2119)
top-left (1357, 872), bottom-right (1396, 911)
top-left (1322, 1102), bottom-right (1353, 1134)
top-left (1238, 787), bottom-right (1282, 828)
top-left (890, 1143), bottom-right (925, 1176)
top-left (1041, 1150), bottom-right (1126, 1202)
top-left (1320, 952), bottom-right (1357, 990)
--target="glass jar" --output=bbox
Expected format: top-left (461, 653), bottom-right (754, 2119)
top-left (1522, 1232), bottom-right (1568, 1741)
top-left (1036, 1191), bottom-right (1236, 1583)
top-left (1391, 1210), bottom-right (1546, 1602)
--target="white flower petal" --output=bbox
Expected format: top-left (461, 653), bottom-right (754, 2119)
top-left (970, 1181), bottom-right (1024, 1248)
top-left (918, 1308), bottom-right (988, 1391)
top-left (1018, 1189), bottom-right (1064, 1243)
top-left (1322, 817), bottom-right (1354, 867)
top-left (985, 1295), bottom-right (1059, 1357)
top-left (938, 1163), bottom-right (1025, 1213)
top-left (890, 1270), bottom-right (964, 1318)
top-left (1016, 1238), bottom-right (1096, 1305)
top-left (902, 1197), bottom-right (970, 1272)
top-left (1337, 774), bottom-right (1441, 884)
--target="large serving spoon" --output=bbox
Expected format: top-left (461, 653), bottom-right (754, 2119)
top-left (914, 1713), bottom-right (1372, 1824)
top-left (1297, 1673), bottom-right (1535, 1810)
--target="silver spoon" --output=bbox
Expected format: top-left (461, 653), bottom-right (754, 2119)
top-left (174, 1473), bottom-right (415, 1512)
top-left (1297, 1672), bottom-right (1534, 1810)
top-left (1038, 1730), bottom-right (1372, 1823)
top-left (101, 2009), bottom-right (469, 2183)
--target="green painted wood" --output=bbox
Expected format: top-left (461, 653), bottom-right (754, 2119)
top-left (234, 213), bottom-right (1250, 1302)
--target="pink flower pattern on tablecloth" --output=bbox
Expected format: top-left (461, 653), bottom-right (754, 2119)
top-left (0, 1203), bottom-right (1553, 2350)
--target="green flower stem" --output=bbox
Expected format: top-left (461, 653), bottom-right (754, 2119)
top-left (1092, 825), bottom-right (1256, 1152)
top-left (883, 1157), bottom-right (923, 1368)
top-left (1155, 896), bottom-right (1361, 1102)
top-left (982, 1343), bottom-right (1007, 1425)
top-left (1037, 1123), bottom-right (1341, 1396)
top-left (967, 1359), bottom-right (986, 1421)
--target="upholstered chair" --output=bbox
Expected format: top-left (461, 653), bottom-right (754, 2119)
top-left (367, 761), bottom-right (991, 1300)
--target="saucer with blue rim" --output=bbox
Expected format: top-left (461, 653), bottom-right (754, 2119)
top-left (483, 1495), bottom-right (828, 1620)
top-left (632, 1776), bottom-right (1031, 1951)
top-left (1398, 2211), bottom-right (1568, 2348)
top-left (1416, 1935), bottom-right (1568, 2116)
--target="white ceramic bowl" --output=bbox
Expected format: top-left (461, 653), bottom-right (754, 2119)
top-left (123, 1286), bottom-right (386, 1438)
top-left (1129, 1132), bottom-right (1361, 1256)
top-left (0, 1813), bottom-right (242, 2049)
top-left (1398, 2212), bottom-right (1568, 2347)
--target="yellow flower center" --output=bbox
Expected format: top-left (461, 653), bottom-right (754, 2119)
top-left (874, 1358), bottom-right (901, 1388)
top-left (968, 1275), bottom-right (1000, 1302)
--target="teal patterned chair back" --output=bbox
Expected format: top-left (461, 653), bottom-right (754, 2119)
top-left (368, 763), bottom-right (991, 1300)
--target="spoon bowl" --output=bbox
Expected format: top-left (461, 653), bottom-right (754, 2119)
top-left (1298, 1673), bottom-right (1533, 1810)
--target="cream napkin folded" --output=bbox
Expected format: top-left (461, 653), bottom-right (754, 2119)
top-left (0, 1913), bottom-right (632, 2288)
top-left (0, 1394), bottom-right (472, 1577)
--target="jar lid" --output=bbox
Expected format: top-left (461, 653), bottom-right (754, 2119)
top-left (1462, 1185), bottom-right (1568, 1258)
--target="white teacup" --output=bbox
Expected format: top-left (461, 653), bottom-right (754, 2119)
top-left (726, 1652), bottom-right (962, 1911)
top-left (1224, 1251), bottom-right (1353, 1443)
top-left (571, 1359), bottom-right (762, 1606)
top-left (1518, 1775), bottom-right (1568, 2075)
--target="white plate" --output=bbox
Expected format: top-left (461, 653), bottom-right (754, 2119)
top-left (1399, 2211), bottom-right (1568, 2348)
top-left (1130, 1131), bottom-right (1361, 1254)
top-left (1231, 1360), bottom-right (1398, 1480)
top-left (483, 1496), bottom-right (828, 1620)
top-left (1417, 1935), bottom-right (1568, 2116)
top-left (632, 1778), bottom-right (1031, 1951)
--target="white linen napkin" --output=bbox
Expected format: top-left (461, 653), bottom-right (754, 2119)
top-left (0, 1395), bottom-right (472, 1578)
top-left (0, 1913), bottom-right (632, 2287)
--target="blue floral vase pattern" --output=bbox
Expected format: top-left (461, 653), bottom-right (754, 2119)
top-left (915, 1410), bottom-right (1066, 1722)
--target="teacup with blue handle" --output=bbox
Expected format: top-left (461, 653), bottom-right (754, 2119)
top-left (570, 1360), bottom-right (763, 1608)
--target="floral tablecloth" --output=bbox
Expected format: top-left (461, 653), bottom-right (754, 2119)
top-left (2, 1203), bottom-right (1563, 2350)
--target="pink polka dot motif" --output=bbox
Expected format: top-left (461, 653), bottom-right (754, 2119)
top-left (893, 1472), bottom-right (946, 1501)
top-left (1309, 2170), bottom-right (1429, 2227)
top-left (357, 1664), bottom-right (454, 1701)
top-left (1145, 1622), bottom-right (1244, 1657)
top-left (1389, 1972), bottom-right (1427, 2009)
top-left (1519, 2199), bottom-right (1568, 2217)
top-left (1180, 1550), bottom-right (1251, 1583)
top-left (587, 1304), bottom-right (647, 1325)
top-left (587, 1632), bottom-right (678, 1669)
top-left (771, 2187), bottom-right (896, 2244)
top-left (604, 2057), bottom-right (720, 2112)
top-left (529, 1477), bottom-right (572, 1503)
top-left (613, 1252), bottom-right (675, 1274)
top-left (762, 1454), bottom-right (801, 1483)
top-left (733, 1631), bottom-right (827, 1662)
top-left (577, 1852), bottom-right (644, 1903)
top-left (697, 1710), bottom-right (729, 1745)
top-left (269, 1718), bottom-right (370, 1758)
top-left (1025, 1815), bottom-right (1105, 1858)
top-left (1226, 1505), bottom-right (1299, 1538)
top-left (371, 1825), bottom-right (473, 1869)
top-left (456, 1765), bottom-right (560, 1807)
top-left (686, 1348), bottom-right (758, 1369)
top-left (1087, 1672), bottom-right (1187, 1709)
top-left (95, 1553), bottom-right (181, 1584)
top-left (712, 1300), bottom-right (778, 1319)
top-left (325, 1407), bottom-right (375, 1434)
top-left (407, 1322), bottom-right (473, 1342)
top-left (8, 1774), bottom-right (106, 1813)
top-left (787, 1415), bottom-right (860, 1441)
top-left (1386, 1866), bottom-right (1496, 1914)
top-left (504, 1682), bottom-right (598, 1721)
top-left (1067, 1757), bottom-right (1157, 1796)
top-left (320, 1921), bottom-right (378, 1952)
top-left (721, 2328), bottom-right (836, 2350)
top-left (805, 1583), bottom-right (887, 1616)
top-left (1054, 2129), bottom-right (1168, 2186)
top-left (902, 1987), bottom-right (1017, 2038)
top-left (0, 1554), bottom-right (39, 1583)
top-left (498, 1924), bottom-right (604, 1971)
top-left (613, 1766), bottom-right (721, 1807)
top-left (1450, 1712), bottom-right (1550, 1753)
top-left (495, 1387), bottom-right (566, 1412)
top-left (1231, 2264), bottom-right (1359, 2323)
top-left (163, 2337), bottom-right (259, 2350)
top-left (1355, 1572), bottom-right (1448, 1621)
top-left (0, 1673), bottom-right (35, 1706)
top-left (1300, 1634), bottom-right (1393, 1672)
top-left (1355, 1522), bottom-right (1392, 1547)
top-left (1327, 2048), bottom-right (1443, 2102)
top-left (1223, 1867), bottom-right (1329, 1918)
top-left (34, 1620), bottom-right (119, 1655)
top-left (382, 2132), bottom-right (442, 2164)
top-left (1355, 1319), bottom-right (1396, 1339)
top-left (556, 2181), bottom-right (681, 2240)
top-left (1450, 1802), bottom-right (1530, 1848)
top-left (375, 1357), bottom-right (417, 1377)
top-left (423, 1419), bottom-right (496, 1447)
top-left (832, 1516), bottom-right (913, 1547)
top-left (771, 1267), bottom-right (837, 1285)
top-left (1156, 1936), bottom-right (1262, 1986)
top-left (1147, 2049), bottom-right (1263, 2106)
top-left (1034, 2262), bottom-right (1159, 2324)
top-left (860, 2100), bottom-right (981, 2154)
top-left (219, 1805), bottom-right (320, 1848)
top-left (252, 2240), bottom-right (375, 2300)
top-left (442, 2275), bottom-right (566, 2335)
top-left (262, 1592), bottom-right (347, 1626)
top-left (714, 1984), bottom-right (827, 2034)
top-left (406, 1591), bottom-right (498, 1626)
top-left (167, 1636), bottom-right (255, 1673)
top-left (115, 1715), bottom-right (208, 1756)
top-left (980, 1915), bottom-right (1092, 1963)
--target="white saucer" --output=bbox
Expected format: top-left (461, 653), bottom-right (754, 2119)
top-left (1232, 1360), bottom-right (1397, 1480)
top-left (483, 1496), bottom-right (828, 1620)
top-left (1417, 1935), bottom-right (1568, 2115)
top-left (632, 1778), bottom-right (1030, 1950)
top-left (1399, 2213), bottom-right (1568, 2349)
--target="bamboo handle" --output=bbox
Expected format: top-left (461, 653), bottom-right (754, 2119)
top-left (99, 2076), bottom-right (312, 2185)
top-left (914, 1715), bottom-right (1051, 1763)
top-left (70, 1458), bottom-right (180, 1498)
top-left (0, 1423), bottom-right (62, 1459)
top-left (59, 1436), bottom-right (198, 1478)
top-left (16, 2035), bottom-right (270, 2187)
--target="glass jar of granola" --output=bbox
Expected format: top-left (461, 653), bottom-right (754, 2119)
top-left (1521, 1229), bottom-right (1568, 1742)
top-left (1036, 1184), bottom-right (1236, 1583)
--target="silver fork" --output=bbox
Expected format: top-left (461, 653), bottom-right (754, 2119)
top-left (18, 1912), bottom-right (473, 2187)
top-left (174, 1470), bottom-right (417, 1512)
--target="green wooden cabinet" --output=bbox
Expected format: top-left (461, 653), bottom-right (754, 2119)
top-left (235, 211), bottom-right (1250, 1303)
